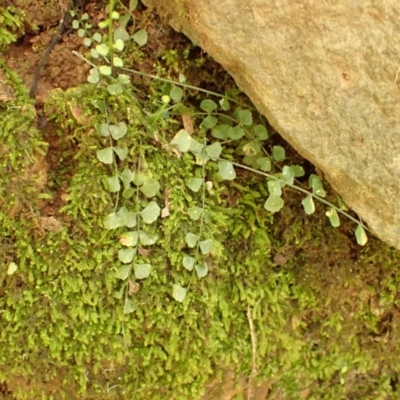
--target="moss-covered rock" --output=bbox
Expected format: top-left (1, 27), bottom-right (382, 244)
top-left (1, 6), bottom-right (400, 400)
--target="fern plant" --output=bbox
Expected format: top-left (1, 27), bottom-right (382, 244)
top-left (70, 0), bottom-right (369, 306)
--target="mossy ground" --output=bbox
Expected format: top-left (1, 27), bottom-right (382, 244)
top-left (1, 2), bottom-right (400, 400)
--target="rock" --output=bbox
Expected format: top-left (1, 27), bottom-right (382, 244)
top-left (143, 0), bottom-right (400, 250)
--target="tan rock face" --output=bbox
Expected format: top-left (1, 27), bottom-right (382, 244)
top-left (144, 0), bottom-right (400, 250)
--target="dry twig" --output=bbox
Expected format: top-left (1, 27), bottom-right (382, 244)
top-left (247, 304), bottom-right (257, 400)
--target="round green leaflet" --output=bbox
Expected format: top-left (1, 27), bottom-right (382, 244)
top-left (218, 161), bottom-right (236, 180)
top-left (140, 201), bottom-right (160, 224)
top-left (132, 29), bottom-right (148, 46)
top-left (134, 264), bottom-right (151, 280)
top-left (185, 232), bottom-right (199, 248)
top-left (172, 284), bottom-right (187, 303)
top-left (118, 248), bottom-right (135, 264)
top-left (264, 195), bottom-right (284, 213)
top-left (183, 256), bottom-right (195, 271)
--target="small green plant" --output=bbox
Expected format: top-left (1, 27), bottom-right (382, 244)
top-left (166, 95), bottom-right (368, 245)
top-left (71, 0), bottom-right (369, 309)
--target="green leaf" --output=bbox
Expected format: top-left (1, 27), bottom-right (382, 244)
top-left (281, 166), bottom-right (294, 185)
top-left (98, 20), bottom-right (110, 29)
top-left (301, 194), bottom-right (315, 215)
top-left (201, 115), bottom-right (218, 129)
top-left (107, 83), bottom-right (124, 95)
top-left (90, 49), bottom-right (99, 58)
top-left (272, 146), bottom-right (286, 161)
top-left (177, 73), bottom-right (186, 83)
top-left (117, 206), bottom-right (137, 228)
top-left (113, 38), bottom-right (124, 51)
top-left (292, 165), bottom-right (305, 177)
top-left (118, 74), bottom-right (130, 84)
top-left (116, 264), bottom-right (131, 280)
top-left (355, 224), bottom-right (368, 246)
top-left (183, 256), bottom-right (195, 271)
top-left (264, 195), bottom-right (284, 213)
top-left (195, 263), bottom-right (208, 278)
top-left (113, 56), bottom-right (124, 67)
top-left (188, 206), bottom-right (203, 221)
top-left (122, 187), bottom-right (135, 199)
top-left (237, 109), bottom-right (253, 126)
top-left (106, 174), bottom-right (120, 192)
top-left (119, 168), bottom-right (133, 189)
top-left (219, 97), bottom-right (230, 111)
top-left (95, 122), bottom-right (110, 137)
top-left (218, 161), bottom-right (236, 180)
top-left (7, 262), bottom-right (17, 275)
top-left (96, 43), bottom-right (109, 56)
top-left (268, 180), bottom-right (282, 196)
top-left (228, 125), bottom-right (245, 140)
top-left (119, 231), bottom-right (138, 246)
top-left (256, 157), bottom-right (271, 172)
top-left (211, 124), bottom-right (230, 140)
top-left (115, 286), bottom-right (124, 299)
top-left (326, 208), bottom-right (340, 227)
top-left (194, 153), bottom-right (209, 166)
top-left (92, 99), bottom-right (104, 112)
top-left (243, 154), bottom-right (260, 169)
top-left (139, 230), bottom-right (158, 246)
top-left (242, 141), bottom-right (261, 157)
top-left (88, 68), bottom-right (100, 84)
top-left (109, 122), bottom-right (128, 140)
top-left (200, 99), bottom-right (217, 113)
top-left (113, 146), bottom-right (128, 161)
top-left (170, 129), bottom-right (192, 152)
top-left (310, 174), bottom-right (326, 197)
top-left (118, 248), bottom-right (135, 264)
top-left (103, 212), bottom-right (122, 230)
top-left (205, 142), bottom-right (222, 160)
top-left (161, 95), bottom-right (170, 104)
top-left (115, 20), bottom-right (128, 35)
top-left (133, 29), bottom-right (148, 46)
top-left (129, 0), bottom-right (138, 11)
top-left (189, 138), bottom-right (204, 154)
top-left (140, 201), bottom-right (160, 224)
top-left (134, 264), bottom-right (151, 279)
top-left (187, 177), bottom-right (203, 192)
top-left (99, 65), bottom-right (112, 76)
top-left (337, 195), bottom-right (348, 211)
top-left (132, 171), bottom-right (148, 186)
top-left (185, 232), bottom-right (199, 248)
top-left (93, 32), bottom-right (102, 42)
top-left (37, 193), bottom-right (52, 200)
top-left (83, 37), bottom-right (92, 47)
top-left (97, 147), bottom-right (113, 164)
top-left (254, 124), bottom-right (269, 140)
top-left (199, 239), bottom-right (213, 254)
top-left (123, 298), bottom-right (135, 314)
top-left (140, 178), bottom-right (160, 198)
top-left (170, 86), bottom-right (183, 102)
top-left (172, 284), bottom-right (187, 302)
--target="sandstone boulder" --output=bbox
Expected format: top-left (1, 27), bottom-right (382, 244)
top-left (143, 0), bottom-right (400, 250)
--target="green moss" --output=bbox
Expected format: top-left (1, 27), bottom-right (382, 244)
top-left (0, 5), bottom-right (25, 51)
top-left (1, 9), bottom-right (400, 400)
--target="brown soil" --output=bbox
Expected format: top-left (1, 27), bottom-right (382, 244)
top-left (5, 1), bottom-right (89, 102)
